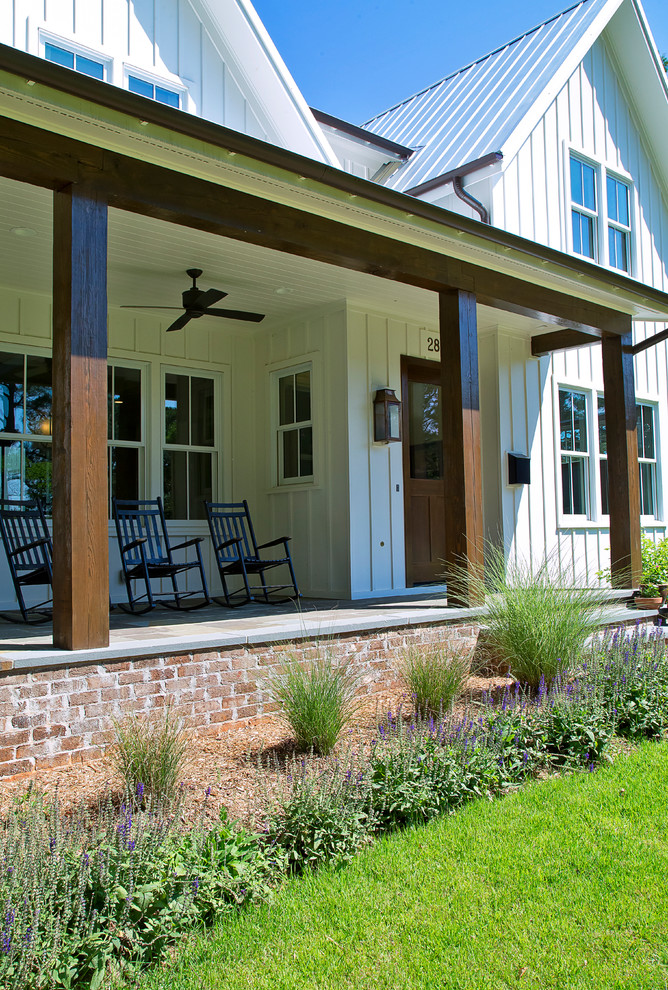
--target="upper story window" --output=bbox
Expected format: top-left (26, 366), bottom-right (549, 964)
top-left (43, 40), bottom-right (107, 80)
top-left (569, 154), bottom-right (632, 274)
top-left (128, 74), bottom-right (180, 109)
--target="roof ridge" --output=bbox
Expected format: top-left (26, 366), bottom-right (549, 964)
top-left (362, 0), bottom-right (593, 126)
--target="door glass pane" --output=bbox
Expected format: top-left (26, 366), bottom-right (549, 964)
top-left (24, 441), bottom-right (52, 512)
top-left (283, 429), bottom-right (298, 479)
top-left (408, 381), bottom-right (442, 480)
top-left (191, 377), bottom-right (214, 447)
top-left (0, 441), bottom-right (21, 500)
top-left (163, 450), bottom-right (188, 519)
top-left (279, 375), bottom-right (294, 426)
top-left (25, 356), bottom-right (52, 436)
top-left (111, 446), bottom-right (139, 502)
top-left (112, 367), bottom-right (141, 442)
top-left (295, 371), bottom-right (311, 423)
top-left (0, 353), bottom-right (24, 433)
top-left (299, 426), bottom-right (313, 477)
top-left (189, 452), bottom-right (213, 519)
top-left (165, 374), bottom-right (189, 445)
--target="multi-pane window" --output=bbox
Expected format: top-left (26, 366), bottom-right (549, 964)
top-left (44, 42), bottom-right (105, 80)
top-left (607, 175), bottom-right (631, 273)
top-left (637, 403), bottom-right (657, 516)
top-left (0, 352), bottom-right (53, 512)
top-left (570, 157), bottom-right (598, 260)
top-left (108, 365), bottom-right (143, 511)
top-left (277, 368), bottom-right (313, 484)
top-left (559, 387), bottom-right (589, 516)
top-left (598, 395), bottom-right (609, 516)
top-left (128, 74), bottom-right (180, 108)
top-left (163, 372), bottom-right (216, 519)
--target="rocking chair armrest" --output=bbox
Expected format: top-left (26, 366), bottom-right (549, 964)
top-left (214, 536), bottom-right (243, 552)
top-left (9, 536), bottom-right (51, 557)
top-left (169, 537), bottom-right (205, 551)
top-left (121, 537), bottom-right (148, 553)
top-left (256, 536), bottom-right (291, 551)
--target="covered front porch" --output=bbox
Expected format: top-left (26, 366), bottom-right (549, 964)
top-left (1, 43), bottom-right (668, 652)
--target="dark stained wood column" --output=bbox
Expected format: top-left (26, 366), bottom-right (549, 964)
top-left (602, 328), bottom-right (641, 587)
top-left (439, 289), bottom-right (484, 604)
top-left (52, 185), bottom-right (109, 650)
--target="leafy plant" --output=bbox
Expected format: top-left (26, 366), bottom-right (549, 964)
top-left (455, 545), bottom-right (607, 688)
top-left (111, 705), bottom-right (189, 805)
top-left (266, 651), bottom-right (360, 755)
top-left (598, 534), bottom-right (668, 595)
top-left (399, 642), bottom-right (471, 716)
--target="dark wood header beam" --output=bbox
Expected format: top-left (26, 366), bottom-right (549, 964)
top-left (531, 329), bottom-right (603, 356)
top-left (0, 114), bottom-right (650, 337)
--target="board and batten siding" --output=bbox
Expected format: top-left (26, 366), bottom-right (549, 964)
top-left (253, 303), bottom-right (350, 600)
top-left (0, 0), bottom-right (268, 140)
top-left (486, 35), bottom-right (668, 578)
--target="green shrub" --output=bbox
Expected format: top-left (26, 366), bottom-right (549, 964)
top-left (458, 545), bottom-right (607, 688)
top-left (266, 651), bottom-right (360, 755)
top-left (111, 706), bottom-right (189, 805)
top-left (400, 642), bottom-right (471, 716)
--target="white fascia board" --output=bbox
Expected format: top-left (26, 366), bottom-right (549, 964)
top-left (194, 0), bottom-right (339, 166)
top-left (498, 0), bottom-right (625, 167)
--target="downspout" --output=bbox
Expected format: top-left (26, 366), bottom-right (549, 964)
top-left (453, 175), bottom-right (490, 224)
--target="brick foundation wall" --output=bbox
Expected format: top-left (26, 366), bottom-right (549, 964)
top-left (0, 621), bottom-right (480, 777)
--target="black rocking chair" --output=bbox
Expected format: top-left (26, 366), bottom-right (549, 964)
top-left (0, 498), bottom-right (53, 623)
top-left (113, 497), bottom-right (210, 613)
top-left (205, 500), bottom-right (301, 607)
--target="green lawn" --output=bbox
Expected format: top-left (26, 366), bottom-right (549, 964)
top-left (141, 742), bottom-right (668, 990)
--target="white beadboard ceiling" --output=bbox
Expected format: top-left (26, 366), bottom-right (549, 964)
top-left (0, 175), bottom-right (542, 335)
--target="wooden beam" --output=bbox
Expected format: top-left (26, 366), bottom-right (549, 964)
top-left (439, 289), bottom-right (484, 605)
top-left (601, 329), bottom-right (641, 587)
top-left (531, 328), bottom-right (603, 356)
top-left (630, 325), bottom-right (668, 355)
top-left (52, 185), bottom-right (109, 650)
top-left (0, 116), bottom-right (637, 336)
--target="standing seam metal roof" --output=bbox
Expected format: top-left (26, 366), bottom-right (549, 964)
top-left (362, 0), bottom-right (613, 192)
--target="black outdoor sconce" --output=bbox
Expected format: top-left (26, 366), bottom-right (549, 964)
top-left (373, 388), bottom-right (402, 443)
top-left (508, 451), bottom-right (531, 485)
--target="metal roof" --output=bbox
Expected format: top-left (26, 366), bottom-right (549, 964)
top-left (363, 0), bottom-right (615, 193)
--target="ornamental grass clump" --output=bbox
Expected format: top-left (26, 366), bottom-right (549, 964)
top-left (400, 642), bottom-right (471, 716)
top-left (456, 545), bottom-right (607, 689)
top-left (266, 650), bottom-right (361, 755)
top-left (111, 705), bottom-right (189, 805)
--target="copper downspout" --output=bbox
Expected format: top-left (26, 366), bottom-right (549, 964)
top-left (453, 175), bottom-right (490, 224)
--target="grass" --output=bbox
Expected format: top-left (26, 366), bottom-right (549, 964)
top-left (138, 741), bottom-right (668, 990)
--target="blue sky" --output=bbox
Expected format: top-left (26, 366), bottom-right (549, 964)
top-left (252, 0), bottom-right (668, 124)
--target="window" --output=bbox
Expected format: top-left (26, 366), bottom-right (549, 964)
top-left (570, 157), bottom-right (598, 260)
top-left (128, 74), bottom-right (180, 108)
top-left (637, 403), bottom-right (657, 516)
top-left (276, 367), bottom-right (313, 484)
top-left (597, 395), bottom-right (609, 516)
top-left (44, 42), bottom-right (105, 80)
top-left (108, 365), bottom-right (143, 511)
top-left (559, 387), bottom-right (589, 516)
top-left (163, 371), bottom-right (216, 519)
top-left (607, 174), bottom-right (631, 273)
top-left (0, 352), bottom-right (53, 512)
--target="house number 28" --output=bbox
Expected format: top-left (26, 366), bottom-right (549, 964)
top-left (427, 336), bottom-right (440, 353)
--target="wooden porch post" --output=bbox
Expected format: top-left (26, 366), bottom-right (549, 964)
top-left (601, 327), bottom-right (641, 587)
top-left (52, 185), bottom-right (109, 650)
top-left (439, 288), bottom-right (484, 604)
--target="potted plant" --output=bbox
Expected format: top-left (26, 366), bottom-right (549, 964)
top-left (636, 536), bottom-right (668, 608)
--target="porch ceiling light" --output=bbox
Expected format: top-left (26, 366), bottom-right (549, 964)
top-left (10, 227), bottom-right (36, 237)
top-left (373, 388), bottom-right (401, 443)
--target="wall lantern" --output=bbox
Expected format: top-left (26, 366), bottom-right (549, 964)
top-left (373, 388), bottom-right (402, 443)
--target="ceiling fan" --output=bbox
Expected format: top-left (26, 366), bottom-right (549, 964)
top-left (121, 268), bottom-right (265, 332)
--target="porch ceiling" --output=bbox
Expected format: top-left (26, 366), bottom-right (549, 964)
top-left (0, 175), bottom-right (546, 336)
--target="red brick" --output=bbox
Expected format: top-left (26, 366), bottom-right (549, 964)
top-left (0, 759), bottom-right (33, 776)
top-left (32, 724), bottom-right (67, 742)
top-left (0, 747), bottom-right (17, 762)
top-left (118, 671), bottom-right (145, 685)
top-left (150, 666), bottom-right (176, 681)
top-left (12, 713), bottom-right (46, 729)
top-left (69, 691), bottom-right (100, 707)
top-left (60, 736), bottom-right (85, 752)
top-left (101, 686), bottom-right (132, 702)
top-left (35, 752), bottom-right (72, 771)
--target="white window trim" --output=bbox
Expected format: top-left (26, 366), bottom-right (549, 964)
top-left (123, 64), bottom-right (188, 109)
top-left (554, 382), bottom-right (594, 525)
top-left (636, 399), bottom-right (662, 522)
top-left (565, 144), bottom-right (636, 276)
top-left (39, 29), bottom-right (112, 81)
top-left (267, 355), bottom-right (321, 491)
top-left (272, 361), bottom-right (314, 487)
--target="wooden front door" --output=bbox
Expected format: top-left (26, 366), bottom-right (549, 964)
top-left (401, 356), bottom-right (446, 586)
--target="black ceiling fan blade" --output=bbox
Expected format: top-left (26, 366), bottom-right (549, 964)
top-left (166, 312), bottom-right (195, 332)
top-left (196, 288), bottom-right (227, 308)
top-left (205, 308), bottom-right (265, 323)
top-left (120, 305), bottom-right (185, 310)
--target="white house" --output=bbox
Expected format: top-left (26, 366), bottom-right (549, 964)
top-left (0, 0), bottom-right (667, 649)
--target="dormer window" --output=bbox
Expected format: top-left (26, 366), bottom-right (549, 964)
top-left (569, 153), bottom-right (633, 274)
top-left (128, 74), bottom-right (180, 109)
top-left (570, 156), bottom-right (598, 260)
top-left (43, 40), bottom-right (106, 80)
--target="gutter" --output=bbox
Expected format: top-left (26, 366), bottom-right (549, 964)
top-left (310, 107), bottom-right (414, 160)
top-left (406, 152), bottom-right (503, 224)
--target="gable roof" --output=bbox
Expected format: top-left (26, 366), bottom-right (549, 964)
top-left (362, 0), bottom-right (668, 194)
